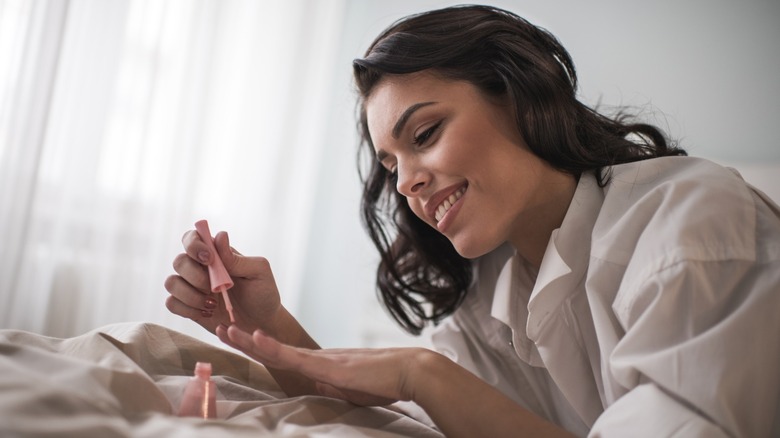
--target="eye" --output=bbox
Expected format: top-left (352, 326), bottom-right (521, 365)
top-left (413, 121), bottom-right (442, 146)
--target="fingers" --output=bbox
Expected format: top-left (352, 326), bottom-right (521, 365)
top-left (165, 275), bottom-right (219, 314)
top-left (223, 325), bottom-right (286, 368)
top-left (169, 226), bottom-right (243, 330)
top-left (164, 273), bottom-right (215, 307)
top-left (182, 229), bottom-right (213, 264)
top-left (225, 327), bottom-right (338, 383)
top-left (219, 243), bottom-right (273, 281)
top-left (165, 293), bottom-right (216, 320)
top-left (216, 324), bottom-right (241, 350)
top-left (212, 231), bottom-right (232, 263)
top-left (222, 325), bottom-right (313, 376)
top-left (167, 251), bottom-right (215, 303)
top-left (171, 252), bottom-right (210, 291)
top-left (219, 326), bottom-right (399, 406)
top-left (194, 229), bottom-right (271, 280)
top-left (182, 228), bottom-right (237, 267)
top-left (164, 254), bottom-right (219, 322)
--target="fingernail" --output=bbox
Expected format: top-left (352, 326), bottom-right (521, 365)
top-left (204, 298), bottom-right (218, 309)
top-left (217, 323), bottom-right (229, 332)
top-left (198, 251), bottom-right (210, 264)
top-left (201, 310), bottom-right (213, 318)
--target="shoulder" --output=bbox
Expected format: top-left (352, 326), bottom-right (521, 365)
top-left (591, 156), bottom-right (759, 268)
top-left (588, 157), bottom-right (780, 334)
top-left (603, 156), bottom-right (751, 213)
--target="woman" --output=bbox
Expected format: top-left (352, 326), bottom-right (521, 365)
top-left (164, 5), bottom-right (780, 437)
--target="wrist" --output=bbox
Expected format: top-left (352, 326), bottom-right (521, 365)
top-left (404, 349), bottom-right (452, 404)
top-left (261, 304), bottom-right (287, 333)
top-left (263, 305), bottom-right (319, 350)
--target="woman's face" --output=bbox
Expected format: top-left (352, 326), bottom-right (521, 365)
top-left (366, 71), bottom-right (574, 259)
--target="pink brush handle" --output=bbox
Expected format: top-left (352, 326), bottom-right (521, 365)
top-left (194, 220), bottom-right (235, 322)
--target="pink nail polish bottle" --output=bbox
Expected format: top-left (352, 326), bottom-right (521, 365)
top-left (178, 362), bottom-right (217, 419)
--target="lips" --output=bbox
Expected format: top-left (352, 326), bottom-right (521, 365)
top-left (425, 183), bottom-right (468, 224)
top-left (434, 186), bottom-right (466, 221)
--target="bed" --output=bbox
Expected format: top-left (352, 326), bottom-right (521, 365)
top-left (0, 322), bottom-right (443, 437)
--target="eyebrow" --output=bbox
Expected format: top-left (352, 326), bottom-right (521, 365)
top-left (391, 101), bottom-right (437, 139)
top-left (375, 101), bottom-right (437, 164)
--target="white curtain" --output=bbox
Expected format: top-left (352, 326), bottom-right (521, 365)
top-left (0, 0), bottom-right (350, 341)
top-left (8, 0), bottom-right (772, 349)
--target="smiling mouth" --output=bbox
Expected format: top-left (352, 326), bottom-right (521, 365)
top-left (434, 186), bottom-right (466, 222)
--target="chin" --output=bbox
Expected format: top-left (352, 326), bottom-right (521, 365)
top-left (450, 237), bottom-right (499, 260)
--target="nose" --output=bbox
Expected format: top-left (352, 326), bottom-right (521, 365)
top-left (395, 159), bottom-right (429, 198)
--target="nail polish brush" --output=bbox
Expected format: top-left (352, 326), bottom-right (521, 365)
top-left (194, 220), bottom-right (235, 323)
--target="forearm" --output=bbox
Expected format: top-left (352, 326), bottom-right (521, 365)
top-left (411, 351), bottom-right (574, 438)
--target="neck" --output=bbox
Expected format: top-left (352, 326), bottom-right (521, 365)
top-left (509, 172), bottom-right (577, 269)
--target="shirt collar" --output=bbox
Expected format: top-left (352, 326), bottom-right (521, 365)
top-left (526, 173), bottom-right (605, 339)
top-left (487, 172), bottom-right (606, 350)
top-left (490, 251), bottom-right (545, 365)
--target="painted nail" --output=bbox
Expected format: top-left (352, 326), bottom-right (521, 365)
top-left (204, 298), bottom-right (218, 309)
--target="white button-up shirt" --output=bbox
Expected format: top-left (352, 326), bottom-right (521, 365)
top-left (431, 156), bottom-right (780, 437)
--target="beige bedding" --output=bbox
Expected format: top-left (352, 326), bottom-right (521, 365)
top-left (0, 322), bottom-right (442, 437)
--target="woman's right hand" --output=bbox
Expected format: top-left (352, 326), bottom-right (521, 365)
top-left (165, 226), bottom-right (321, 397)
top-left (164, 228), bottom-right (284, 336)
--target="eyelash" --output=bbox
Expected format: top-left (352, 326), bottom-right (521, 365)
top-left (413, 121), bottom-right (442, 146)
top-left (383, 120), bottom-right (442, 179)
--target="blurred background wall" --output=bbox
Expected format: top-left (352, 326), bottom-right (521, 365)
top-left (1, 0), bottom-right (777, 348)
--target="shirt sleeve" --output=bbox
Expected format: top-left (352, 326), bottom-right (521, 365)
top-left (592, 257), bottom-right (780, 437)
top-left (431, 310), bottom-right (592, 436)
top-left (590, 384), bottom-right (728, 437)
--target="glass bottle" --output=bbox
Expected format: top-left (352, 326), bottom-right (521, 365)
top-left (177, 362), bottom-right (217, 418)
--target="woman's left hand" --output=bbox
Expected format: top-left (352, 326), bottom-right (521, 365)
top-left (216, 325), bottom-right (434, 406)
top-left (217, 325), bottom-right (574, 438)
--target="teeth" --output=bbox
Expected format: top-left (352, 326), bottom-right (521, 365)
top-left (434, 187), bottom-right (465, 222)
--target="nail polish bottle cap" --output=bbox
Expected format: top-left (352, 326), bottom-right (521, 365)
top-left (194, 362), bottom-right (212, 380)
top-left (194, 220), bottom-right (234, 292)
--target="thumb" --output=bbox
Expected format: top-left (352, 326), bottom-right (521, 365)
top-left (213, 231), bottom-right (270, 279)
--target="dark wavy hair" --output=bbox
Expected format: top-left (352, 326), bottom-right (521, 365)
top-left (353, 5), bottom-right (686, 335)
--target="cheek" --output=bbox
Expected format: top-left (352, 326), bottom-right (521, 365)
top-left (407, 199), bottom-right (426, 222)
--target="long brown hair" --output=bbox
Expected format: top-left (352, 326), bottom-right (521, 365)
top-left (354, 5), bottom-right (686, 334)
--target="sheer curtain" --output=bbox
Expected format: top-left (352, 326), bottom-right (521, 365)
top-left (7, 0), bottom-right (773, 349)
top-left (0, 0), bottom-right (350, 342)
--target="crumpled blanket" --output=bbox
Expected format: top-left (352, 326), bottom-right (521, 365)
top-left (0, 322), bottom-right (442, 437)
